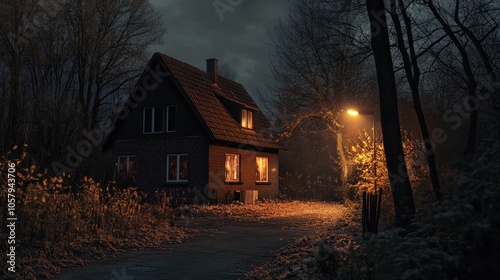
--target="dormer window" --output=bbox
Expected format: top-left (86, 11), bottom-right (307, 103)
top-left (241, 109), bottom-right (253, 129)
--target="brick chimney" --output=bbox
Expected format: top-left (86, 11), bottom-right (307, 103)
top-left (206, 58), bottom-right (218, 84)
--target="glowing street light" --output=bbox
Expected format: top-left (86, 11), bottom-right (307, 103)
top-left (347, 109), bottom-right (377, 191)
top-left (347, 109), bottom-right (360, 116)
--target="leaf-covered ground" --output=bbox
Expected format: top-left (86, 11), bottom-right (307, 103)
top-left (184, 200), bottom-right (360, 279)
top-left (5, 200), bottom-right (359, 279)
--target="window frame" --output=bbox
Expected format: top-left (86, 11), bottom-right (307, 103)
top-left (117, 155), bottom-right (137, 181)
top-left (256, 156), bottom-right (269, 183)
top-left (166, 154), bottom-right (188, 183)
top-left (241, 109), bottom-right (253, 129)
top-left (225, 153), bottom-right (241, 182)
top-left (166, 105), bottom-right (177, 132)
top-left (143, 107), bottom-right (164, 134)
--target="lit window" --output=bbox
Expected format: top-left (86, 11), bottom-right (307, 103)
top-left (225, 154), bottom-right (240, 182)
top-left (256, 156), bottom-right (268, 182)
top-left (167, 105), bottom-right (176, 132)
top-left (167, 154), bottom-right (188, 182)
top-left (143, 107), bottom-right (164, 133)
top-left (118, 156), bottom-right (136, 181)
top-left (241, 109), bottom-right (253, 129)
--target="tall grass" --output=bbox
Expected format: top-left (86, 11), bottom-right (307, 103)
top-left (1, 146), bottom-right (179, 279)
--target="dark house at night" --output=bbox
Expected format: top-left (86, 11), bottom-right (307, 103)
top-left (103, 53), bottom-right (280, 203)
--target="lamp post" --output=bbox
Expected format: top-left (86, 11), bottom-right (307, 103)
top-left (347, 109), bottom-right (377, 191)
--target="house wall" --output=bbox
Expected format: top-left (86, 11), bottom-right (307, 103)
top-left (111, 60), bottom-right (210, 193)
top-left (109, 58), bottom-right (281, 202)
top-left (114, 63), bottom-right (207, 142)
top-left (113, 136), bottom-right (209, 192)
top-left (208, 144), bottom-right (279, 202)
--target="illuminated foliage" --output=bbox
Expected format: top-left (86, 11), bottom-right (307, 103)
top-left (347, 130), bottom-right (430, 196)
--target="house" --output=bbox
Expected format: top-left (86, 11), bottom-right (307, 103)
top-left (103, 53), bottom-right (280, 203)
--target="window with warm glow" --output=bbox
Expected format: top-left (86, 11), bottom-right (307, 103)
top-left (143, 107), bottom-right (164, 133)
top-left (256, 156), bottom-right (268, 182)
top-left (167, 154), bottom-right (188, 182)
top-left (225, 154), bottom-right (240, 182)
top-left (241, 109), bottom-right (253, 129)
top-left (118, 156), bottom-right (136, 181)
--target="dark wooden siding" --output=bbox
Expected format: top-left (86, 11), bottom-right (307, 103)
top-left (114, 63), bottom-right (207, 141)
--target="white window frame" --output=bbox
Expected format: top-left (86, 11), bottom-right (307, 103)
top-left (167, 154), bottom-right (188, 182)
top-left (241, 109), bottom-right (253, 129)
top-left (166, 105), bottom-right (176, 132)
top-left (256, 156), bottom-right (269, 183)
top-left (143, 107), bottom-right (164, 134)
top-left (117, 156), bottom-right (137, 180)
top-left (225, 153), bottom-right (240, 182)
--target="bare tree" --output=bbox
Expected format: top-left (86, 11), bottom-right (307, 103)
top-left (263, 0), bottom-right (375, 192)
top-left (388, 0), bottom-right (443, 201)
top-left (64, 0), bottom-right (164, 129)
top-left (423, 0), bottom-right (499, 161)
top-left (0, 0), bottom-right (34, 153)
top-left (218, 62), bottom-right (238, 80)
top-left (365, 0), bottom-right (415, 230)
top-left (0, 0), bottom-right (165, 167)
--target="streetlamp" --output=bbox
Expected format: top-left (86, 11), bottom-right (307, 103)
top-left (347, 109), bottom-right (377, 191)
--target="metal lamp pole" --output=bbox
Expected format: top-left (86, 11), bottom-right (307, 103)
top-left (347, 109), bottom-right (380, 236)
top-left (348, 109), bottom-right (376, 191)
top-left (371, 113), bottom-right (376, 192)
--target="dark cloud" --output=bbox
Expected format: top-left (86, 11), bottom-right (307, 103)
top-left (149, 0), bottom-right (289, 97)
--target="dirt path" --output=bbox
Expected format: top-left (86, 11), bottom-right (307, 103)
top-left (55, 216), bottom-right (323, 280)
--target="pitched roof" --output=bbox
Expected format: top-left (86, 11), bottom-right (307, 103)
top-left (104, 53), bottom-right (280, 151)
top-left (157, 53), bottom-right (279, 150)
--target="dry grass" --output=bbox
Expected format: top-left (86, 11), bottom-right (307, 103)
top-left (1, 146), bottom-right (358, 279)
top-left (0, 147), bottom-right (185, 279)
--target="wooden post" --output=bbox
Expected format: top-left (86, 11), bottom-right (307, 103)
top-left (362, 189), bottom-right (383, 238)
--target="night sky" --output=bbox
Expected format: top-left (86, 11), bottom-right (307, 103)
top-left (149, 0), bottom-right (289, 94)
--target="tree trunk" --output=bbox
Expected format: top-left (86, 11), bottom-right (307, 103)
top-left (390, 0), bottom-right (443, 201)
top-left (365, 0), bottom-right (416, 230)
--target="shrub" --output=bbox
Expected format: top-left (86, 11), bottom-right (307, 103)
top-left (364, 149), bottom-right (500, 280)
top-left (0, 146), bottom-right (177, 279)
top-left (311, 146), bottom-right (500, 280)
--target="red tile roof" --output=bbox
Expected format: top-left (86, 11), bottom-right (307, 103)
top-left (157, 53), bottom-right (280, 150)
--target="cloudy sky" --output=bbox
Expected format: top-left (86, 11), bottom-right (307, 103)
top-left (149, 0), bottom-right (290, 98)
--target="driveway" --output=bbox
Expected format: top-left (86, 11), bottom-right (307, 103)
top-left (55, 216), bottom-right (319, 280)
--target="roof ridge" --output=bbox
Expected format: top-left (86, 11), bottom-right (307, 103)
top-left (157, 52), bottom-right (210, 78)
top-left (155, 52), bottom-right (280, 149)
